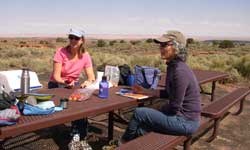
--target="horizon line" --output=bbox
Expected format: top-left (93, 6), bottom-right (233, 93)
top-left (1, 33), bottom-right (250, 41)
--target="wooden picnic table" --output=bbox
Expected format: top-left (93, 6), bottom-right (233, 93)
top-left (0, 87), bottom-right (139, 142)
top-left (0, 69), bottom-right (228, 147)
top-left (158, 69), bottom-right (229, 101)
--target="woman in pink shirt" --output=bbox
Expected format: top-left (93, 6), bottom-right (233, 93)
top-left (48, 28), bottom-right (95, 89)
top-left (48, 28), bottom-right (95, 140)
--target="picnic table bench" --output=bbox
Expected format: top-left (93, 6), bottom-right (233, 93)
top-left (201, 87), bottom-right (250, 142)
top-left (116, 117), bottom-right (211, 150)
top-left (117, 87), bottom-right (250, 150)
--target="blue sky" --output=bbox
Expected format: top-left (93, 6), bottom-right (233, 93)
top-left (1, 0), bottom-right (250, 37)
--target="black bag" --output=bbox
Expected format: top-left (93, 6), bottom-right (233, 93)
top-left (0, 91), bottom-right (16, 110)
top-left (118, 64), bottom-right (132, 85)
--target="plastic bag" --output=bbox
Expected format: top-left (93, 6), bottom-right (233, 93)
top-left (69, 88), bottom-right (95, 102)
top-left (104, 65), bottom-right (120, 87)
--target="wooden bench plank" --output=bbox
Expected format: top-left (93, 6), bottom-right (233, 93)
top-left (117, 118), bottom-right (210, 150)
top-left (202, 88), bottom-right (250, 118)
top-left (116, 133), bottom-right (186, 150)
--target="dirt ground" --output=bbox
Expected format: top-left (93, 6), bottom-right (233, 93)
top-left (1, 83), bottom-right (250, 150)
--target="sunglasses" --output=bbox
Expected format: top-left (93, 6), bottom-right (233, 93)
top-left (160, 42), bottom-right (174, 48)
top-left (68, 35), bottom-right (81, 41)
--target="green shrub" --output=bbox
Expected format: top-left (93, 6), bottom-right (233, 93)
top-left (56, 37), bottom-right (67, 43)
top-left (212, 40), bottom-right (219, 46)
top-left (97, 40), bottom-right (106, 47)
top-left (19, 41), bottom-right (26, 44)
top-left (40, 40), bottom-right (49, 44)
top-left (130, 40), bottom-right (141, 45)
top-left (120, 40), bottom-right (125, 43)
top-left (186, 38), bottom-right (194, 45)
top-left (219, 40), bottom-right (234, 48)
top-left (234, 55), bottom-right (250, 78)
top-left (6, 49), bottom-right (30, 58)
top-left (146, 38), bottom-right (153, 43)
top-left (109, 40), bottom-right (117, 46)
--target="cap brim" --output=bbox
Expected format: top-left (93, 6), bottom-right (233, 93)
top-left (68, 33), bottom-right (82, 38)
top-left (154, 37), bottom-right (172, 43)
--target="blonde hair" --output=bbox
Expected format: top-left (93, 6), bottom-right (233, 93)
top-left (173, 40), bottom-right (188, 62)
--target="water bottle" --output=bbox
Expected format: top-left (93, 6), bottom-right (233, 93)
top-left (127, 74), bottom-right (135, 86)
top-left (20, 68), bottom-right (30, 95)
top-left (98, 76), bottom-right (109, 99)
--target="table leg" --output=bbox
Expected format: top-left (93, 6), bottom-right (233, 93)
top-left (108, 111), bottom-right (114, 141)
top-left (211, 81), bottom-right (216, 101)
top-left (232, 98), bottom-right (245, 115)
top-left (207, 118), bottom-right (220, 142)
top-left (199, 85), bottom-right (204, 93)
top-left (113, 112), bottom-right (129, 124)
top-left (138, 102), bottom-right (144, 107)
top-left (0, 140), bottom-right (5, 149)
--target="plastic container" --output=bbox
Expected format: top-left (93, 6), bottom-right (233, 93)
top-left (98, 76), bottom-right (109, 99)
top-left (127, 74), bottom-right (135, 86)
top-left (60, 98), bottom-right (68, 109)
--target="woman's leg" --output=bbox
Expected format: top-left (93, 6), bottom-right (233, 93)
top-left (71, 119), bottom-right (88, 139)
top-left (48, 81), bottom-right (88, 139)
top-left (122, 107), bottom-right (199, 142)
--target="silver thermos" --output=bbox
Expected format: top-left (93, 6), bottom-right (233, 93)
top-left (20, 68), bottom-right (30, 95)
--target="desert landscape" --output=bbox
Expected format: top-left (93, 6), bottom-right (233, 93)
top-left (0, 36), bottom-right (249, 149)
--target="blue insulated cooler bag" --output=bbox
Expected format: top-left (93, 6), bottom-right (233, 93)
top-left (23, 103), bottom-right (55, 115)
top-left (134, 65), bottom-right (161, 89)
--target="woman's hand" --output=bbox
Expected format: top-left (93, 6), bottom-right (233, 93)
top-left (64, 78), bottom-right (75, 88)
top-left (80, 80), bottom-right (94, 88)
top-left (132, 84), bottom-right (145, 94)
top-left (132, 84), bottom-right (158, 97)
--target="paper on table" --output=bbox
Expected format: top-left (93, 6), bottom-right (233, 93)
top-left (122, 93), bottom-right (149, 100)
top-left (116, 89), bottom-right (149, 100)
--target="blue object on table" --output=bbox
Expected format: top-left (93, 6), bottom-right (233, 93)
top-left (127, 74), bottom-right (135, 86)
top-left (23, 104), bottom-right (55, 115)
top-left (99, 76), bottom-right (109, 99)
top-left (119, 88), bottom-right (132, 94)
top-left (54, 106), bottom-right (63, 112)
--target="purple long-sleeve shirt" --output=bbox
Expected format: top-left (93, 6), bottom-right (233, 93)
top-left (160, 58), bottom-right (201, 121)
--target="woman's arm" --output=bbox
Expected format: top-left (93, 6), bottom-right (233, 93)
top-left (53, 62), bottom-right (65, 84)
top-left (168, 69), bottom-right (189, 114)
top-left (132, 84), bottom-right (164, 98)
top-left (80, 66), bottom-right (95, 88)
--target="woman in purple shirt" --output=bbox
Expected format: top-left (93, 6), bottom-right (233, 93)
top-left (121, 31), bottom-right (201, 142)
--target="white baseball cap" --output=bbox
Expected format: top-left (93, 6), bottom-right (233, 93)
top-left (68, 28), bottom-right (85, 38)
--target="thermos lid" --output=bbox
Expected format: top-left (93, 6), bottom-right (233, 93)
top-left (22, 68), bottom-right (30, 72)
top-left (22, 68), bottom-right (30, 71)
top-left (102, 76), bottom-right (107, 81)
